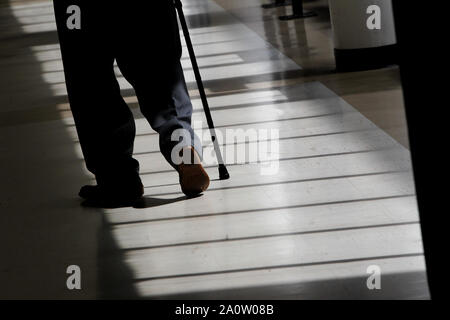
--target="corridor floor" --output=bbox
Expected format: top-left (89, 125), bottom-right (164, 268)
top-left (0, 0), bottom-right (429, 299)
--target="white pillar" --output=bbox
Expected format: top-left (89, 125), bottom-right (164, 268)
top-left (328, 0), bottom-right (397, 71)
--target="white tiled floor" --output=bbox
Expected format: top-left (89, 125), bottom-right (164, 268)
top-left (0, 0), bottom-right (429, 299)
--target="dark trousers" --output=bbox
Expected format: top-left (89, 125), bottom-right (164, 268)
top-left (53, 0), bottom-right (200, 186)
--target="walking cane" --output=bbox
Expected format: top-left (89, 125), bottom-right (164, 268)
top-left (174, 0), bottom-right (230, 180)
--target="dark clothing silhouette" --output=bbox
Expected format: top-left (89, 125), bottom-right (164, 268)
top-left (53, 0), bottom-right (200, 187)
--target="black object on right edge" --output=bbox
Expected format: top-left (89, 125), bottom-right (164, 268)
top-left (174, 0), bottom-right (230, 180)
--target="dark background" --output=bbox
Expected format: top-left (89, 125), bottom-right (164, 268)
top-left (393, 0), bottom-right (446, 300)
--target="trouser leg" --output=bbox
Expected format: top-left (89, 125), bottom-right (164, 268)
top-left (53, 1), bottom-right (140, 185)
top-left (114, 0), bottom-right (202, 168)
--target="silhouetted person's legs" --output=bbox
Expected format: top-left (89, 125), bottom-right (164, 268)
top-left (53, 1), bottom-right (140, 189)
top-left (53, 1), bottom-right (208, 206)
top-left (114, 1), bottom-right (202, 167)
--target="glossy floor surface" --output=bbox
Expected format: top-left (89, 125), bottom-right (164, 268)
top-left (0, 0), bottom-right (429, 299)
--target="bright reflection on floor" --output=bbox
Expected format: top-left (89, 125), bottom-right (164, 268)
top-left (9, 0), bottom-right (428, 299)
top-left (11, 2), bottom-right (56, 34)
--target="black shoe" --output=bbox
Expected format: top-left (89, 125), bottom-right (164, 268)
top-left (79, 181), bottom-right (144, 208)
top-left (79, 185), bottom-right (101, 199)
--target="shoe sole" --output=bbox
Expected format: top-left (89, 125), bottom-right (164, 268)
top-left (178, 164), bottom-right (210, 197)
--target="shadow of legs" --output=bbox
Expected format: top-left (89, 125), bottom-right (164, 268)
top-left (133, 195), bottom-right (189, 209)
